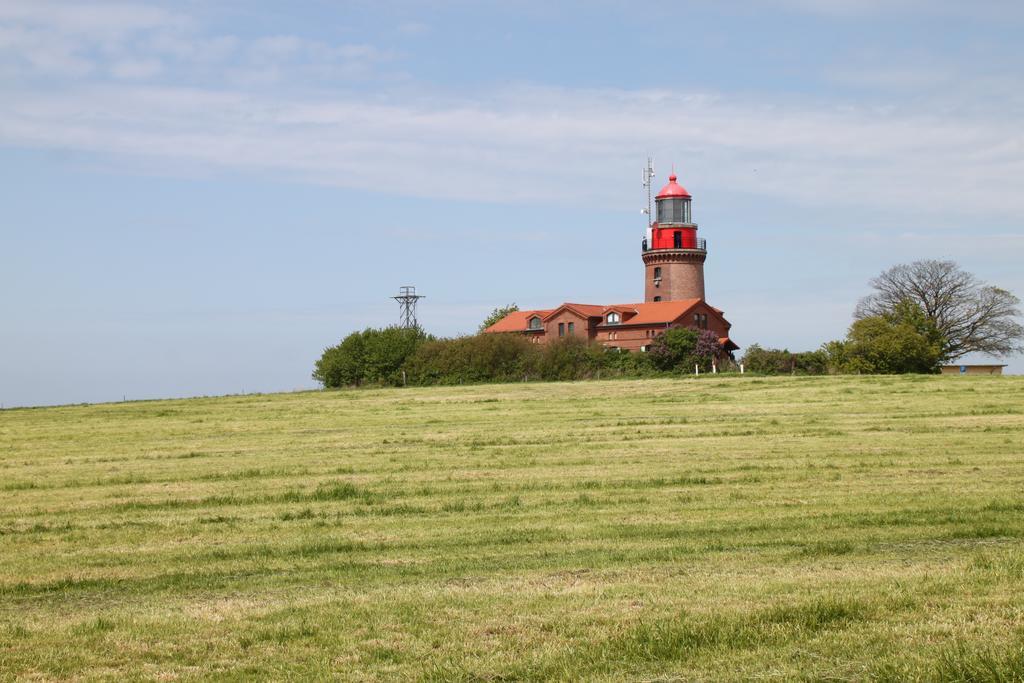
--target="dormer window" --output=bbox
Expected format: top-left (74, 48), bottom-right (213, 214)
top-left (607, 312), bottom-right (620, 325)
top-left (528, 316), bottom-right (542, 330)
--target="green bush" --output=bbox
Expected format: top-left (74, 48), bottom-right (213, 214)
top-left (647, 328), bottom-right (721, 372)
top-left (538, 336), bottom-right (607, 381)
top-left (648, 328), bottom-right (700, 371)
top-left (741, 345), bottom-right (828, 375)
top-left (313, 327), bottom-right (430, 388)
top-left (318, 326), bottom-right (730, 389)
top-left (404, 334), bottom-right (660, 386)
top-left (403, 333), bottom-right (539, 385)
top-left (825, 300), bottom-right (943, 374)
top-left (601, 346), bottom-right (657, 377)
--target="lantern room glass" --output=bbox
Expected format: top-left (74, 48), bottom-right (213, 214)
top-left (656, 198), bottom-right (691, 224)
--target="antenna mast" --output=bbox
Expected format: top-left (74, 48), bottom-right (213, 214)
top-left (393, 286), bottom-right (425, 329)
top-left (642, 156), bottom-right (655, 231)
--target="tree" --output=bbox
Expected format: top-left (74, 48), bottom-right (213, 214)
top-left (827, 301), bottom-right (943, 374)
top-left (855, 260), bottom-right (1024, 361)
top-left (694, 329), bottom-right (723, 369)
top-left (313, 326), bottom-right (429, 388)
top-left (359, 326), bottom-right (430, 384)
top-left (648, 327), bottom-right (699, 371)
top-left (648, 327), bottom-right (720, 372)
top-left (479, 304), bottom-right (519, 332)
top-left (313, 331), bottom-right (366, 387)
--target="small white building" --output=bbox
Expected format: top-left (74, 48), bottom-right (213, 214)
top-left (940, 364), bottom-right (1007, 376)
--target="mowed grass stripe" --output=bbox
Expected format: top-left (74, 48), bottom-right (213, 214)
top-left (1, 375), bottom-right (1023, 680)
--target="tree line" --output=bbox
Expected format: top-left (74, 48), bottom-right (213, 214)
top-left (314, 260), bottom-right (1023, 387)
top-left (314, 327), bottom-right (725, 388)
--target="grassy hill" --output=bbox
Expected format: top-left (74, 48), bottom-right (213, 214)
top-left (1, 375), bottom-right (1023, 681)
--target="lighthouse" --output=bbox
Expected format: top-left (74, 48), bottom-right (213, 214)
top-left (483, 162), bottom-right (738, 355)
top-left (642, 172), bottom-right (706, 303)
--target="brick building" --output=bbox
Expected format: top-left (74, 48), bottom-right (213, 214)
top-left (484, 169), bottom-right (739, 355)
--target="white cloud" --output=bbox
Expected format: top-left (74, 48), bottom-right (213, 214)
top-left (765, 0), bottom-right (1023, 17)
top-left (110, 58), bottom-right (162, 79)
top-left (396, 21), bottom-right (430, 36)
top-left (770, 0), bottom-right (924, 14)
top-left (0, 25), bottom-right (94, 76)
top-left (0, 0), bottom-right (185, 36)
top-left (2, 79), bottom-right (1023, 220)
top-left (1, 1), bottom-right (1022, 222)
top-left (0, 0), bottom-right (381, 84)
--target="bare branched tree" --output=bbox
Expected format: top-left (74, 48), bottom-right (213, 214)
top-left (855, 260), bottom-right (1024, 361)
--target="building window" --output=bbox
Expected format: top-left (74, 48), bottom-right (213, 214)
top-left (653, 267), bottom-right (662, 279)
top-left (653, 296), bottom-right (662, 302)
top-left (607, 312), bottom-right (620, 324)
top-left (567, 322), bottom-right (574, 335)
top-left (528, 316), bottom-right (542, 330)
top-left (674, 231), bottom-right (682, 249)
top-left (558, 322), bottom-right (565, 337)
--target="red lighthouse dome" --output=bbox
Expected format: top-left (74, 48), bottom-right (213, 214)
top-left (656, 173), bottom-right (691, 199)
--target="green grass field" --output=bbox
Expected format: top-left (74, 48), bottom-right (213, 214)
top-left (2, 375), bottom-right (1023, 681)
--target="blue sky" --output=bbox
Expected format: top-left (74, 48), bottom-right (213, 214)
top-left (2, 0), bottom-right (1023, 407)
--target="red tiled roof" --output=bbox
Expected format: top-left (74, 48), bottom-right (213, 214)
top-left (598, 299), bottom-right (702, 326)
top-left (484, 299), bottom-right (729, 333)
top-left (484, 309), bottom-right (553, 333)
top-left (542, 303), bottom-right (607, 321)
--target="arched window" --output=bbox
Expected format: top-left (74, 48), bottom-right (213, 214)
top-left (607, 312), bottom-right (620, 325)
top-left (528, 316), bottom-right (542, 330)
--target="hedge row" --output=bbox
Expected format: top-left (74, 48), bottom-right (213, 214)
top-left (313, 327), bottom-right (723, 388)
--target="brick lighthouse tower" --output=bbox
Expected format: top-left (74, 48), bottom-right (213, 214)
top-left (642, 171), bottom-right (707, 302)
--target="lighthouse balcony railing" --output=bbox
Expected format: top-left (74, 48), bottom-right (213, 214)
top-left (642, 238), bottom-right (706, 252)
